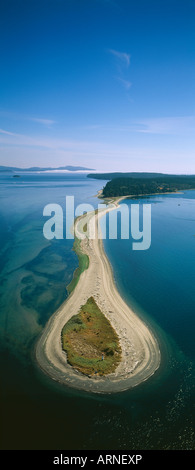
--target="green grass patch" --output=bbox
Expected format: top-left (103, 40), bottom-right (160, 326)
top-left (66, 237), bottom-right (89, 294)
top-left (61, 297), bottom-right (122, 376)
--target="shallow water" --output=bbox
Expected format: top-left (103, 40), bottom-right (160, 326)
top-left (0, 174), bottom-right (194, 450)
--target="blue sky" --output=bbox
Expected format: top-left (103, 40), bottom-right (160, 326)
top-left (0, 0), bottom-right (195, 172)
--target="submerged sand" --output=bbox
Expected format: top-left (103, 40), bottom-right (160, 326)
top-left (36, 199), bottom-right (160, 393)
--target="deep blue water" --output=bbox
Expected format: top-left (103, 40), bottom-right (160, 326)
top-left (0, 174), bottom-right (194, 450)
top-left (103, 192), bottom-right (195, 360)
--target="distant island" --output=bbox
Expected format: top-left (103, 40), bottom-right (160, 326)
top-left (87, 173), bottom-right (195, 197)
top-left (0, 165), bottom-right (95, 173)
top-left (102, 176), bottom-right (195, 197)
top-left (87, 171), bottom-right (177, 180)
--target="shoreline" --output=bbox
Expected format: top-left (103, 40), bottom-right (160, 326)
top-left (35, 197), bottom-right (161, 393)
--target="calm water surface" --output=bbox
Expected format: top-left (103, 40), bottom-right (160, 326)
top-left (0, 174), bottom-right (194, 450)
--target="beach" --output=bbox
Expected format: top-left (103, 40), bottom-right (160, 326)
top-left (36, 199), bottom-right (161, 393)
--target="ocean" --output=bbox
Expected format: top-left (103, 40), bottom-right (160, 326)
top-left (0, 173), bottom-right (194, 450)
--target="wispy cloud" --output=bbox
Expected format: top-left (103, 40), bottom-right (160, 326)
top-left (108, 48), bottom-right (131, 92)
top-left (1, 116), bottom-right (193, 167)
top-left (0, 128), bottom-right (18, 136)
top-left (0, 110), bottom-right (56, 127)
top-left (117, 77), bottom-right (132, 89)
top-left (0, 123), bottom-right (195, 173)
top-left (108, 49), bottom-right (130, 67)
top-left (0, 127), bottom-right (106, 151)
top-left (30, 118), bottom-right (56, 126)
top-left (135, 116), bottom-right (195, 135)
top-left (78, 116), bottom-right (195, 136)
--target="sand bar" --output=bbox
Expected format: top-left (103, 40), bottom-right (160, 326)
top-left (36, 199), bottom-right (160, 393)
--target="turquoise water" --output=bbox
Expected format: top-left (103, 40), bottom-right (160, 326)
top-left (0, 174), bottom-right (194, 450)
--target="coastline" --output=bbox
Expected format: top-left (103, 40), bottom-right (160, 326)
top-left (35, 197), bottom-right (161, 393)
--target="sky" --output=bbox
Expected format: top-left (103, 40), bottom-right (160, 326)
top-left (0, 0), bottom-right (195, 173)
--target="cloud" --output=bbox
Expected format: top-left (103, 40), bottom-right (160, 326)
top-left (0, 110), bottom-right (56, 127)
top-left (0, 127), bottom-right (108, 152)
top-left (108, 48), bottom-right (130, 67)
top-left (1, 116), bottom-right (193, 168)
top-left (30, 118), bottom-right (56, 126)
top-left (0, 128), bottom-right (18, 136)
top-left (0, 122), bottom-right (195, 174)
top-left (76, 116), bottom-right (195, 136)
top-left (1, 142), bottom-right (194, 174)
top-left (135, 116), bottom-right (195, 135)
top-left (117, 77), bottom-right (132, 89)
top-left (108, 48), bottom-right (131, 92)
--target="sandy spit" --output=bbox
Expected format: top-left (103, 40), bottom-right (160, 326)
top-left (36, 199), bottom-right (160, 393)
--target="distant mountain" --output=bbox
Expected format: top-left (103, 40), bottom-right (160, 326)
top-left (0, 165), bottom-right (95, 172)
